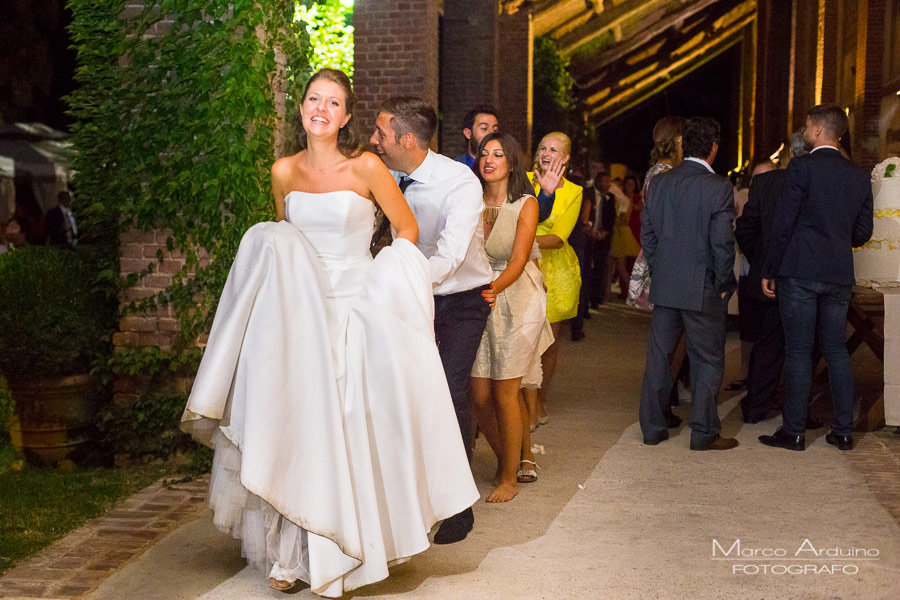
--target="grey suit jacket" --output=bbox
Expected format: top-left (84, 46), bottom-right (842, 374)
top-left (641, 159), bottom-right (736, 311)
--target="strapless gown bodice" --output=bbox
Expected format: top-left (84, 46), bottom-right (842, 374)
top-left (285, 190), bottom-right (375, 266)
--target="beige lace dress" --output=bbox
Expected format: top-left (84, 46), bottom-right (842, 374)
top-left (471, 195), bottom-right (554, 387)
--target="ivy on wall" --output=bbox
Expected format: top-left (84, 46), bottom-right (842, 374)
top-left (67, 1), bottom-right (310, 363)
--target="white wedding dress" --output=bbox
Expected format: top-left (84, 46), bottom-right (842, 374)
top-left (181, 190), bottom-right (479, 597)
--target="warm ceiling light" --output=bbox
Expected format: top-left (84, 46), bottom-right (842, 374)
top-left (769, 143), bottom-right (784, 162)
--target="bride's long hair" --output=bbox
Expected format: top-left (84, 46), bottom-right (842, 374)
top-left (475, 132), bottom-right (535, 203)
top-left (295, 68), bottom-right (365, 158)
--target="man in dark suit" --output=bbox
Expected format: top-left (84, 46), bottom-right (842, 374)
top-left (639, 117), bottom-right (738, 450)
top-left (735, 133), bottom-right (806, 423)
top-left (45, 190), bottom-right (77, 248)
top-left (571, 170), bottom-right (616, 340)
top-left (759, 104), bottom-right (873, 452)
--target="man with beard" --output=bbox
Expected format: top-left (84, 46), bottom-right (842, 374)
top-left (759, 104), bottom-right (873, 452)
top-left (454, 105), bottom-right (499, 170)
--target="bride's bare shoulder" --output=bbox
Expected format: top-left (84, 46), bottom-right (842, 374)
top-left (272, 152), bottom-right (303, 180)
top-left (349, 151), bottom-right (388, 174)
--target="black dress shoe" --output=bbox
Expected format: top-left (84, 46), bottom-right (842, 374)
top-left (805, 417), bottom-right (824, 430)
top-left (743, 413), bottom-right (766, 424)
top-left (664, 409), bottom-right (682, 429)
top-left (583, 311), bottom-right (592, 320)
top-left (571, 329), bottom-right (586, 342)
top-left (759, 427), bottom-right (805, 451)
top-left (643, 430), bottom-right (669, 446)
top-left (433, 507), bottom-right (474, 544)
top-left (690, 434), bottom-right (739, 451)
top-left (825, 431), bottom-right (853, 451)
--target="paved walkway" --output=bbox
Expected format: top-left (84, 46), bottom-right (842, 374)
top-left (3, 303), bottom-right (900, 599)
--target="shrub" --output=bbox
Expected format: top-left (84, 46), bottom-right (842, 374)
top-left (0, 247), bottom-right (107, 382)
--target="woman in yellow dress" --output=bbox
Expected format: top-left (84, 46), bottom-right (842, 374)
top-left (526, 132), bottom-right (582, 426)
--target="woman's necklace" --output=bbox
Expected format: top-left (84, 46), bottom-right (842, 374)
top-left (482, 193), bottom-right (505, 234)
top-left (306, 152), bottom-right (341, 175)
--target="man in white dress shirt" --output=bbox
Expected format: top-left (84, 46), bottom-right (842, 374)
top-left (370, 96), bottom-right (492, 545)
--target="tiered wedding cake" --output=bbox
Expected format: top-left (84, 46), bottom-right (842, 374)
top-left (854, 157), bottom-right (900, 282)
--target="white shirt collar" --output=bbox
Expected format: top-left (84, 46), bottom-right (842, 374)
top-left (407, 150), bottom-right (438, 184)
top-left (811, 145), bottom-right (839, 153)
top-left (684, 157), bottom-right (715, 173)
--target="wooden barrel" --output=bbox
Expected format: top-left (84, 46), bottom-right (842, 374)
top-left (8, 374), bottom-right (96, 465)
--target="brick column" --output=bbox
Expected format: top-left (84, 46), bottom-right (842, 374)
top-left (751, 0), bottom-right (792, 161)
top-left (497, 9), bottom-right (533, 157)
top-left (439, 0), bottom-right (501, 156)
top-left (853, 0), bottom-right (886, 169)
top-left (353, 0), bottom-right (440, 140)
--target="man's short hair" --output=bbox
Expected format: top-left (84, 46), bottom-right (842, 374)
top-left (462, 105), bottom-right (498, 131)
top-left (682, 117), bottom-right (721, 159)
top-left (379, 97), bottom-right (437, 149)
top-left (790, 129), bottom-right (808, 158)
top-left (806, 104), bottom-right (848, 141)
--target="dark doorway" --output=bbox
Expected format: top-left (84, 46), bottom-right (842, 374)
top-left (0, 0), bottom-right (77, 131)
top-left (594, 42), bottom-right (743, 177)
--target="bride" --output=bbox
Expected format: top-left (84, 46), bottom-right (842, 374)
top-left (181, 68), bottom-right (479, 597)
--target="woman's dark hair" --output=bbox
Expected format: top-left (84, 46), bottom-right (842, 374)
top-left (475, 132), bottom-right (535, 203)
top-left (649, 116), bottom-right (684, 166)
top-left (295, 68), bottom-right (365, 158)
top-left (623, 175), bottom-right (639, 196)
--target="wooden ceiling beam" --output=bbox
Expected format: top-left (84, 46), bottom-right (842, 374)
top-left (584, 13), bottom-right (755, 124)
top-left (569, 0), bottom-right (728, 86)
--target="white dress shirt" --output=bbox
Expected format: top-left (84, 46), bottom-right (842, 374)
top-left (394, 150), bottom-right (492, 296)
top-left (684, 156), bottom-right (715, 173)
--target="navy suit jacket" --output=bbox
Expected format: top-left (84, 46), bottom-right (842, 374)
top-left (641, 159), bottom-right (736, 311)
top-left (761, 148), bottom-right (873, 285)
top-left (735, 169), bottom-right (785, 302)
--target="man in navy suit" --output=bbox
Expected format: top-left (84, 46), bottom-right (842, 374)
top-left (638, 117), bottom-right (738, 450)
top-left (759, 104), bottom-right (873, 452)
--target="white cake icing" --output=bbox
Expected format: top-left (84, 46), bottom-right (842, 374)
top-left (854, 172), bottom-right (900, 282)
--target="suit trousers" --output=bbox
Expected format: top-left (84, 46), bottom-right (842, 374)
top-left (571, 241), bottom-right (589, 335)
top-left (777, 277), bottom-right (853, 436)
top-left (434, 285), bottom-right (492, 463)
top-left (741, 298), bottom-right (784, 420)
top-left (640, 285), bottom-right (727, 444)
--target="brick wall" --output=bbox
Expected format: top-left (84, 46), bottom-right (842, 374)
top-left (439, 0), bottom-right (500, 156)
top-left (353, 0), bottom-right (440, 141)
top-left (497, 9), bottom-right (533, 157)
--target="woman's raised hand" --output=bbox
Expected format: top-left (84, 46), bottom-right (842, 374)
top-left (534, 155), bottom-right (566, 195)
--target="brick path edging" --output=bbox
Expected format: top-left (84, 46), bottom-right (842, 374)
top-left (0, 476), bottom-right (208, 599)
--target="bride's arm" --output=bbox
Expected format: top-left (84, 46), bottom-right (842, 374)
top-left (357, 152), bottom-right (418, 245)
top-left (271, 158), bottom-right (292, 222)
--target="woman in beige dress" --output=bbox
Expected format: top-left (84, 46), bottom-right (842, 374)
top-left (471, 132), bottom-right (552, 503)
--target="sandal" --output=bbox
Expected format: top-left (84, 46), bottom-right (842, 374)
top-left (269, 577), bottom-right (296, 592)
top-left (517, 459), bottom-right (540, 484)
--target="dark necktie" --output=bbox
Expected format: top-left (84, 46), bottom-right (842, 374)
top-left (372, 176), bottom-right (415, 250)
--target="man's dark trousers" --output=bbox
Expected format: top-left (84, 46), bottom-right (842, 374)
top-left (640, 283), bottom-right (727, 445)
top-left (777, 277), bottom-right (854, 437)
top-left (433, 285), bottom-right (491, 462)
top-left (741, 297), bottom-right (784, 421)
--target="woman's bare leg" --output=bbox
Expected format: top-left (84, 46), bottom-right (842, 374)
top-left (523, 387), bottom-right (539, 430)
top-left (471, 377), bottom-right (502, 483)
top-left (486, 378), bottom-right (523, 503)
top-left (537, 321), bottom-right (562, 424)
top-left (519, 390), bottom-right (536, 479)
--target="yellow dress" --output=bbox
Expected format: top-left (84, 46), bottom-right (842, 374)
top-left (528, 173), bottom-right (582, 323)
